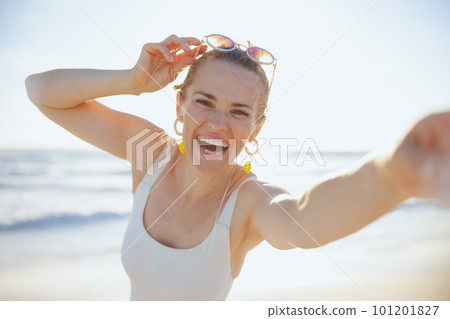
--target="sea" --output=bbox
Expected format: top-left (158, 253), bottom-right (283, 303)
top-left (0, 148), bottom-right (449, 300)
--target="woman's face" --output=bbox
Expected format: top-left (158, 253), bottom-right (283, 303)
top-left (176, 60), bottom-right (264, 173)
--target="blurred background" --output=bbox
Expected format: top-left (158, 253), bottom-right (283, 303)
top-left (0, 0), bottom-right (449, 300)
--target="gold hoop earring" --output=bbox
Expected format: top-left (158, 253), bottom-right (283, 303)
top-left (173, 117), bottom-right (183, 136)
top-left (244, 138), bottom-right (259, 173)
top-left (244, 138), bottom-right (259, 156)
top-left (173, 117), bottom-right (185, 154)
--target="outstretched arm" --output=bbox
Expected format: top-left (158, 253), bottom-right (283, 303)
top-left (248, 111), bottom-right (450, 249)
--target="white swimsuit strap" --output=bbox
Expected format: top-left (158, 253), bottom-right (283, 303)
top-left (216, 175), bottom-right (256, 226)
top-left (214, 166), bottom-right (236, 223)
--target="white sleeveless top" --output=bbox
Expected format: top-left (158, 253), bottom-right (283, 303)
top-left (121, 141), bottom-right (256, 300)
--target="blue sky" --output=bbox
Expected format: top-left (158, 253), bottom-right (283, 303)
top-left (1, 0), bottom-right (449, 152)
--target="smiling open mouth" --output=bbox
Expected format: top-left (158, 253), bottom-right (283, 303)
top-left (197, 135), bottom-right (229, 156)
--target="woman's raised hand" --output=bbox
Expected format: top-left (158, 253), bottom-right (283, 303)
top-left (130, 34), bottom-right (207, 93)
top-left (382, 110), bottom-right (450, 204)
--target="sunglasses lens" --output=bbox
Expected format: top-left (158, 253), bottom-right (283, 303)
top-left (207, 35), bottom-right (235, 50)
top-left (247, 47), bottom-right (274, 64)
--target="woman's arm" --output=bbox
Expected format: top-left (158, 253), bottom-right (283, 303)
top-left (25, 68), bottom-right (155, 161)
top-left (25, 69), bottom-right (140, 109)
top-left (26, 35), bottom-right (204, 109)
top-left (25, 35), bottom-right (205, 160)
top-left (248, 111), bottom-right (450, 250)
top-left (247, 156), bottom-right (406, 250)
top-left (25, 69), bottom-right (158, 161)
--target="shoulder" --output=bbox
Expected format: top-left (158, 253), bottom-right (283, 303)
top-left (238, 176), bottom-right (292, 208)
top-left (236, 175), bottom-right (294, 224)
top-left (237, 176), bottom-right (302, 249)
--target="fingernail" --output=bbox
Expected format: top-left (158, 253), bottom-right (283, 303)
top-left (170, 56), bottom-right (174, 62)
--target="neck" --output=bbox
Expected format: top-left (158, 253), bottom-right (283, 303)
top-left (174, 154), bottom-right (236, 204)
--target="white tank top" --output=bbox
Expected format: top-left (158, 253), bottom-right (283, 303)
top-left (121, 141), bottom-right (256, 300)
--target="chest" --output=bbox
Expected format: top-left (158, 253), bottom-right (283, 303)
top-left (133, 169), bottom-right (260, 279)
top-left (142, 184), bottom-right (223, 249)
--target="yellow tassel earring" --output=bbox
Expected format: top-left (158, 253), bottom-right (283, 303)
top-left (173, 117), bottom-right (185, 154)
top-left (244, 138), bottom-right (259, 174)
top-left (244, 161), bottom-right (251, 174)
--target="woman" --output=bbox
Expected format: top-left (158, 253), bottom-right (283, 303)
top-left (25, 34), bottom-right (450, 300)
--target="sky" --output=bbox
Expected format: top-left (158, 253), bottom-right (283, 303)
top-left (0, 0), bottom-right (449, 152)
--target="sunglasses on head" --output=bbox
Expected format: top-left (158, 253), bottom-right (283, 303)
top-left (194, 34), bottom-right (277, 94)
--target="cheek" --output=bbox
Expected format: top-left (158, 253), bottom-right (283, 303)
top-left (230, 125), bottom-right (254, 148)
top-left (183, 102), bottom-right (209, 122)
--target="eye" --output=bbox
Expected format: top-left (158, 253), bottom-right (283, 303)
top-left (196, 99), bottom-right (212, 107)
top-left (232, 109), bottom-right (249, 118)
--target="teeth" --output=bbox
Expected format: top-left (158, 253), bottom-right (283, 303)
top-left (203, 147), bottom-right (223, 155)
top-left (197, 135), bottom-right (229, 148)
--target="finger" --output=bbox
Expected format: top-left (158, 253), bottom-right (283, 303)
top-left (180, 37), bottom-right (202, 46)
top-left (175, 44), bottom-right (207, 59)
top-left (143, 42), bottom-right (173, 62)
top-left (193, 44), bottom-right (208, 56)
top-left (171, 43), bottom-right (205, 56)
top-left (173, 56), bottom-right (197, 74)
top-left (162, 34), bottom-right (192, 53)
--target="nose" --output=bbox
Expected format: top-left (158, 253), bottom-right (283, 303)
top-left (207, 107), bottom-right (227, 131)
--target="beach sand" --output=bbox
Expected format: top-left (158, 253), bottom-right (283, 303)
top-left (1, 220), bottom-right (448, 301)
top-left (229, 274), bottom-right (450, 301)
top-left (0, 255), bottom-right (448, 301)
top-left (1, 195), bottom-right (449, 301)
top-left (0, 253), bottom-right (129, 301)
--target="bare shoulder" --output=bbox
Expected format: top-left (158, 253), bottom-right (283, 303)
top-left (237, 177), bottom-right (293, 232)
top-left (131, 132), bottom-right (178, 194)
top-left (239, 177), bottom-right (301, 250)
top-left (239, 177), bottom-right (293, 207)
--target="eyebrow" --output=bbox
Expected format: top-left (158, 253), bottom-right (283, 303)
top-left (193, 91), bottom-right (254, 110)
